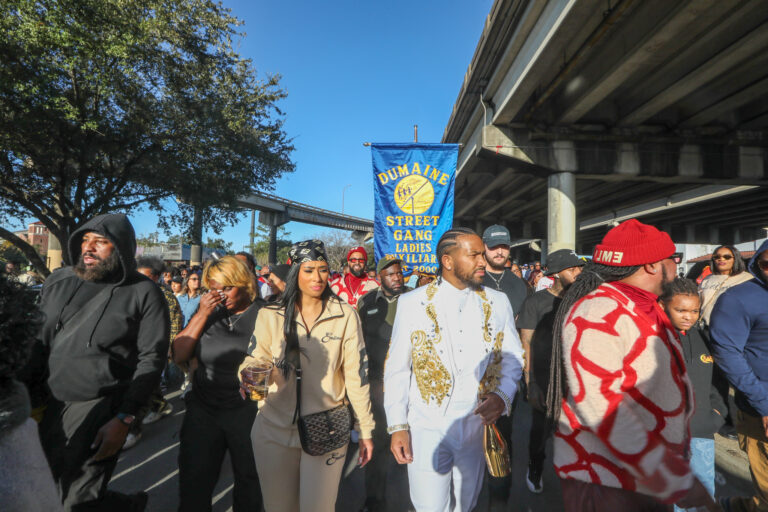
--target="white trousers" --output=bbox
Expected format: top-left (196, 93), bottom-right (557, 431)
top-left (407, 413), bottom-right (486, 512)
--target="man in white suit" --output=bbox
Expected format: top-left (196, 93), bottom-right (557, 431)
top-left (384, 227), bottom-right (524, 512)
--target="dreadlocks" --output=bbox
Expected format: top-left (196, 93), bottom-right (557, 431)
top-left (545, 260), bottom-right (641, 426)
top-left (435, 227), bottom-right (476, 275)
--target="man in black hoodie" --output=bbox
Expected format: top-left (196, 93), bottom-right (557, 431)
top-left (37, 213), bottom-right (170, 511)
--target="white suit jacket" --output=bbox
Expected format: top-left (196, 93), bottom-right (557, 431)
top-left (383, 279), bottom-right (524, 429)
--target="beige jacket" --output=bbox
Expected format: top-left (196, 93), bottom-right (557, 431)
top-left (239, 296), bottom-right (375, 438)
top-left (699, 272), bottom-right (753, 324)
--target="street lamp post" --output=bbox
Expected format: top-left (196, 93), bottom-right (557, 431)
top-left (342, 184), bottom-right (351, 215)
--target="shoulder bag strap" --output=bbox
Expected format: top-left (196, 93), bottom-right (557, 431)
top-left (292, 357), bottom-right (302, 424)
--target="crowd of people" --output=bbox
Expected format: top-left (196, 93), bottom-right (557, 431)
top-left (0, 212), bottom-right (767, 512)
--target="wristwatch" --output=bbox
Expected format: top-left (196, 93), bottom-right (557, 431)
top-left (116, 413), bottom-right (136, 426)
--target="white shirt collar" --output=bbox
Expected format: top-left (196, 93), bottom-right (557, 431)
top-left (437, 278), bottom-right (474, 300)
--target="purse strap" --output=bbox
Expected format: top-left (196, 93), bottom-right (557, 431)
top-left (292, 354), bottom-right (302, 424)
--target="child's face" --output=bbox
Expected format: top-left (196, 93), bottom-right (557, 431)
top-left (662, 294), bottom-right (701, 332)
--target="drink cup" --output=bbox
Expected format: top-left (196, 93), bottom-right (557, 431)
top-left (241, 362), bottom-right (272, 401)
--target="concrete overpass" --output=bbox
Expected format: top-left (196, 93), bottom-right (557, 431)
top-left (443, 0), bottom-right (768, 259)
top-left (237, 191), bottom-right (373, 262)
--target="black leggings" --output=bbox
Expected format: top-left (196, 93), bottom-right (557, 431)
top-left (178, 392), bottom-right (261, 512)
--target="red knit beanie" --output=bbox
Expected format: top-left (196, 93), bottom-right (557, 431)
top-left (347, 246), bottom-right (368, 262)
top-left (593, 219), bottom-right (676, 266)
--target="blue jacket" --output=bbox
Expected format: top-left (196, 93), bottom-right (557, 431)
top-left (710, 239), bottom-right (768, 417)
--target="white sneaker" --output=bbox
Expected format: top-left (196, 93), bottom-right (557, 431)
top-left (526, 467), bottom-right (543, 494)
top-left (142, 401), bottom-right (173, 425)
top-left (123, 432), bottom-right (141, 450)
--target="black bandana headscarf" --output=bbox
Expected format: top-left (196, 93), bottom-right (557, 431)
top-left (288, 239), bottom-right (328, 265)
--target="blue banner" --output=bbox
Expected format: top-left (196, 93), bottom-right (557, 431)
top-left (371, 143), bottom-right (457, 274)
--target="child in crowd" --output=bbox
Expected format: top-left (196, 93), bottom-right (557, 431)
top-left (660, 278), bottom-right (728, 511)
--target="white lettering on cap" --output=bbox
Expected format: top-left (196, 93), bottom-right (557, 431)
top-left (595, 250), bottom-right (623, 264)
top-left (491, 232), bottom-right (506, 237)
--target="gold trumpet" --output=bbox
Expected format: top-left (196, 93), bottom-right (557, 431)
top-left (483, 423), bottom-right (511, 478)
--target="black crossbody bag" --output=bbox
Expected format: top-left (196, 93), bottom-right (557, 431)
top-left (293, 361), bottom-right (352, 456)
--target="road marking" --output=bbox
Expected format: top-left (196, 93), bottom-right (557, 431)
top-left (212, 483), bottom-right (234, 505)
top-left (111, 442), bottom-right (180, 481)
top-left (173, 408), bottom-right (186, 416)
top-left (144, 469), bottom-right (179, 492)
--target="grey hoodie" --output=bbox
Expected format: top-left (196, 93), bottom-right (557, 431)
top-left (37, 214), bottom-right (170, 415)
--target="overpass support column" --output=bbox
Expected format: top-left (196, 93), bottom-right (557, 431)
top-left (259, 211), bottom-right (290, 265)
top-left (547, 172), bottom-right (576, 255)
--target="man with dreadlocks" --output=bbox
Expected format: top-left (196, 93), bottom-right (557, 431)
top-left (547, 219), bottom-right (715, 511)
top-left (384, 227), bottom-right (524, 512)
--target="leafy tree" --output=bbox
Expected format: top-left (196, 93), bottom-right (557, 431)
top-left (364, 240), bottom-right (375, 268)
top-left (248, 223), bottom-right (291, 265)
top-left (0, 0), bottom-right (294, 277)
top-left (0, 240), bottom-right (27, 265)
top-left (206, 237), bottom-right (233, 253)
top-left (166, 234), bottom-right (192, 246)
top-left (136, 232), bottom-right (162, 247)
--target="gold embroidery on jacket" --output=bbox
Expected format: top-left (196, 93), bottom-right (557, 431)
top-left (426, 304), bottom-right (440, 337)
top-left (478, 331), bottom-right (504, 396)
top-left (482, 302), bottom-right (492, 344)
top-left (411, 331), bottom-right (452, 405)
top-left (426, 281), bottom-right (438, 301)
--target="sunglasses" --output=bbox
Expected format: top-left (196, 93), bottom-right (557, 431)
top-left (349, 258), bottom-right (366, 263)
top-left (758, 260), bottom-right (768, 270)
top-left (713, 254), bottom-right (733, 261)
top-left (668, 252), bottom-right (683, 264)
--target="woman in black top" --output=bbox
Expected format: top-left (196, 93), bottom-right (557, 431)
top-left (173, 255), bottom-right (264, 512)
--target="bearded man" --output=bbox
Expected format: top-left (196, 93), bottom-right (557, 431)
top-left (36, 213), bottom-right (170, 511)
top-left (481, 225), bottom-right (528, 316)
top-left (479, 225), bottom-right (530, 504)
top-left (384, 227), bottom-right (524, 511)
top-left (329, 245), bottom-right (378, 308)
top-left (547, 219), bottom-right (713, 511)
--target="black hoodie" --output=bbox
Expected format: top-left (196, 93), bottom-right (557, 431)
top-left (37, 214), bottom-right (170, 415)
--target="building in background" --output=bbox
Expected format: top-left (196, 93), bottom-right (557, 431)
top-left (12, 221), bottom-right (49, 260)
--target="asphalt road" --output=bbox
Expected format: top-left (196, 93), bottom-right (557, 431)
top-left (110, 389), bottom-right (754, 511)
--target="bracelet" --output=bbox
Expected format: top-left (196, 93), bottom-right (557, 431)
top-left (493, 389), bottom-right (513, 416)
top-left (387, 423), bottom-right (410, 434)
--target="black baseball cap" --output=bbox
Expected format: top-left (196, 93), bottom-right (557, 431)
top-left (482, 225), bottom-right (511, 246)
top-left (545, 249), bottom-right (585, 276)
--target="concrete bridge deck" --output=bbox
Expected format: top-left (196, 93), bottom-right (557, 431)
top-left (443, 0), bottom-right (768, 257)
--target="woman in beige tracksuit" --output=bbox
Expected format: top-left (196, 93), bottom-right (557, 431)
top-left (239, 240), bottom-right (375, 512)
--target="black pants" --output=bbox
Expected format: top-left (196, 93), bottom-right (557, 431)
top-left (528, 406), bottom-right (549, 472)
top-left (39, 394), bottom-right (139, 511)
top-left (178, 392), bottom-right (261, 512)
top-left (365, 381), bottom-right (393, 508)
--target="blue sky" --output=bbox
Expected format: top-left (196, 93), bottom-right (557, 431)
top-left (18, 1), bottom-right (494, 251)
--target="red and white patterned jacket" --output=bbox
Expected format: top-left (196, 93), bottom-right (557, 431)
top-left (554, 283), bottom-right (694, 503)
top-left (329, 274), bottom-right (378, 308)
